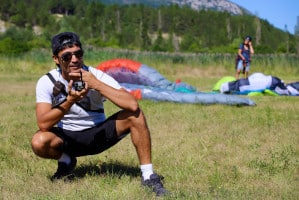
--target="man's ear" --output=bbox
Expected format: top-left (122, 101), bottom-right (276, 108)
top-left (52, 55), bottom-right (60, 65)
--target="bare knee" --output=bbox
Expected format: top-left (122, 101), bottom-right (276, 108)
top-left (31, 131), bottom-right (62, 158)
top-left (117, 108), bottom-right (148, 133)
top-left (31, 132), bottom-right (46, 156)
top-left (130, 108), bottom-right (147, 125)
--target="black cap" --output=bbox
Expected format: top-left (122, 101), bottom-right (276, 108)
top-left (245, 35), bottom-right (252, 41)
top-left (51, 32), bottom-right (82, 55)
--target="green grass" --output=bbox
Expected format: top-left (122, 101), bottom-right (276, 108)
top-left (0, 51), bottom-right (298, 199)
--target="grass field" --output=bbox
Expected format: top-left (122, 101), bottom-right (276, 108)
top-left (0, 51), bottom-right (298, 199)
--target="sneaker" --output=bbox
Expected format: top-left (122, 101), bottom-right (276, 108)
top-left (142, 173), bottom-right (168, 196)
top-left (50, 157), bottom-right (77, 181)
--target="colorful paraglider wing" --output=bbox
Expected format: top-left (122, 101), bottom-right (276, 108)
top-left (97, 58), bottom-right (197, 92)
top-left (96, 59), bottom-right (255, 106)
top-left (286, 82), bottom-right (299, 96)
top-left (120, 83), bottom-right (255, 106)
top-left (212, 76), bottom-right (236, 91)
top-left (219, 72), bottom-right (290, 95)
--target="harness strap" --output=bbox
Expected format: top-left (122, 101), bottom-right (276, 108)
top-left (47, 72), bottom-right (68, 96)
top-left (46, 72), bottom-right (56, 83)
top-left (46, 72), bottom-right (104, 113)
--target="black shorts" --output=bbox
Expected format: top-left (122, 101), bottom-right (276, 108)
top-left (50, 112), bottom-right (129, 157)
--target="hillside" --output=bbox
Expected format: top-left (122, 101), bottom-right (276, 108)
top-left (0, 0), bottom-right (297, 54)
top-left (100, 0), bottom-right (250, 15)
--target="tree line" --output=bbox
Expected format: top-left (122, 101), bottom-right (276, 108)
top-left (0, 0), bottom-right (298, 54)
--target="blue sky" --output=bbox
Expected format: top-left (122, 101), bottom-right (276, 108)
top-left (230, 0), bottom-right (299, 34)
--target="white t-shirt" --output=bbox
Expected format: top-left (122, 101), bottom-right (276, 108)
top-left (36, 66), bottom-right (122, 131)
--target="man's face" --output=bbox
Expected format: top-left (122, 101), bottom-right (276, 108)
top-left (53, 45), bottom-right (83, 80)
top-left (244, 37), bottom-right (251, 45)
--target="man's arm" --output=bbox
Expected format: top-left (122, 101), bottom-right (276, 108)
top-left (36, 81), bottom-right (87, 131)
top-left (96, 86), bottom-right (139, 112)
top-left (78, 70), bottom-right (139, 112)
top-left (249, 41), bottom-right (254, 54)
top-left (238, 48), bottom-right (245, 61)
top-left (36, 99), bottom-right (73, 131)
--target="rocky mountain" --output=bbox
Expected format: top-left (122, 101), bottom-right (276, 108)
top-left (100, 0), bottom-right (250, 15)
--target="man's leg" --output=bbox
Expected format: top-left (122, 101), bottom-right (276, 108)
top-left (115, 108), bottom-right (152, 165)
top-left (31, 131), bottom-right (64, 159)
top-left (115, 108), bottom-right (168, 196)
top-left (245, 65), bottom-right (250, 79)
top-left (235, 60), bottom-right (243, 79)
top-left (31, 130), bottom-right (76, 181)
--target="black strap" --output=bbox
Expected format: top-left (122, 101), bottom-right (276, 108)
top-left (46, 72), bottom-right (68, 96)
top-left (46, 72), bottom-right (104, 113)
top-left (46, 72), bottom-right (56, 84)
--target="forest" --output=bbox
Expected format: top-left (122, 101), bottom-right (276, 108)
top-left (0, 0), bottom-right (298, 55)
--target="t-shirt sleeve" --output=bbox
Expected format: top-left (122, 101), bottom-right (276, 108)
top-left (89, 67), bottom-right (122, 90)
top-left (239, 44), bottom-right (243, 49)
top-left (36, 75), bottom-right (53, 104)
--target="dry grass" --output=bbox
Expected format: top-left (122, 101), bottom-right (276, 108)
top-left (0, 55), bottom-right (298, 199)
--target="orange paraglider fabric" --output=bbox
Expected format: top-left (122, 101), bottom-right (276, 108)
top-left (97, 58), bottom-right (142, 72)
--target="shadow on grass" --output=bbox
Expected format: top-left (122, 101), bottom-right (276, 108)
top-left (70, 161), bottom-right (140, 180)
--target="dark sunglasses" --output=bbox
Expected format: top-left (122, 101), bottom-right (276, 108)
top-left (60, 50), bottom-right (83, 62)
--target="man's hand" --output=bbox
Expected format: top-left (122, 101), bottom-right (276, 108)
top-left (69, 69), bottom-right (98, 89)
top-left (80, 69), bottom-right (99, 89)
top-left (66, 80), bottom-right (88, 103)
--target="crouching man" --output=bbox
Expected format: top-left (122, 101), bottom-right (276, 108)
top-left (31, 32), bottom-right (167, 197)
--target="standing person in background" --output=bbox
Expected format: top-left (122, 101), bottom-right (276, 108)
top-left (235, 36), bottom-right (254, 79)
top-left (31, 32), bottom-right (167, 197)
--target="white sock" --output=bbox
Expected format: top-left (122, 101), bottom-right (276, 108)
top-left (140, 163), bottom-right (154, 180)
top-left (58, 153), bottom-right (71, 164)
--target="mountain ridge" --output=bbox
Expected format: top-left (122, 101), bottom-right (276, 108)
top-left (100, 0), bottom-right (251, 15)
